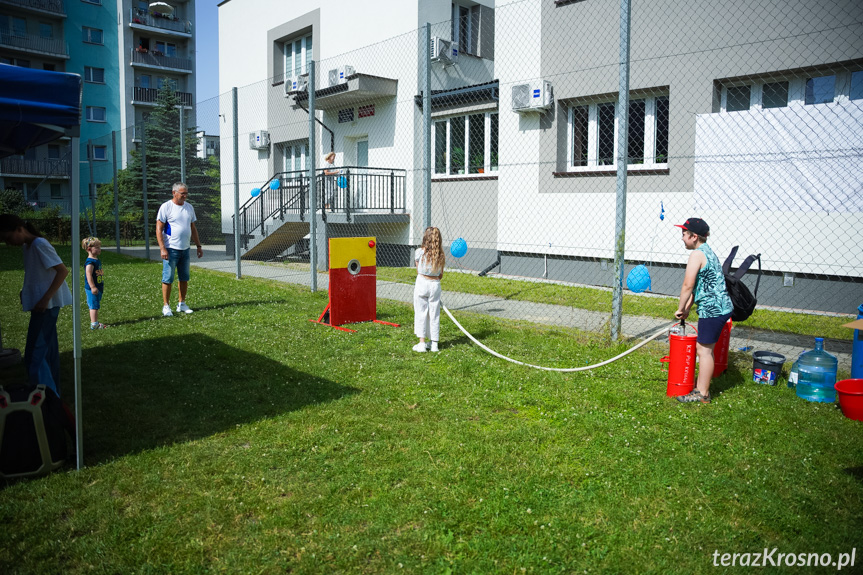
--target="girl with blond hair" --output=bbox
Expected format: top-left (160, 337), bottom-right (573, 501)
top-left (413, 227), bottom-right (445, 352)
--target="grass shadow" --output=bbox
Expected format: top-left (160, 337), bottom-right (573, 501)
top-left (78, 334), bottom-right (358, 464)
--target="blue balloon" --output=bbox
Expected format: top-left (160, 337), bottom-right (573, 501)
top-left (450, 238), bottom-right (468, 258)
top-left (337, 176), bottom-right (348, 189)
top-left (269, 180), bottom-right (280, 190)
top-left (626, 264), bottom-right (651, 293)
top-left (250, 188), bottom-right (261, 198)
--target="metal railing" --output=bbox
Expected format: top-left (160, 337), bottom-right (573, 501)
top-left (0, 158), bottom-right (70, 177)
top-left (0, 32), bottom-right (68, 57)
top-left (1, 0), bottom-right (65, 16)
top-left (235, 167), bottom-right (407, 249)
top-left (129, 8), bottom-right (191, 34)
top-left (132, 86), bottom-right (193, 106)
top-left (130, 48), bottom-right (192, 72)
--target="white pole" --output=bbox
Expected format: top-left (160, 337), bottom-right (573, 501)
top-left (71, 136), bottom-right (83, 469)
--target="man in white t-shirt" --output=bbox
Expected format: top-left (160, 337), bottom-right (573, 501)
top-left (156, 182), bottom-right (203, 316)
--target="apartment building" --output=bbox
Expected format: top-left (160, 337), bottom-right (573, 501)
top-left (218, 0), bottom-right (862, 313)
top-left (0, 0), bottom-right (196, 213)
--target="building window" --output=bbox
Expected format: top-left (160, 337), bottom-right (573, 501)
top-left (43, 63), bottom-right (55, 71)
top-left (282, 140), bottom-right (307, 172)
top-left (91, 145), bottom-right (107, 161)
top-left (338, 108), bottom-right (354, 123)
top-left (39, 22), bottom-right (53, 39)
top-left (762, 81), bottom-right (789, 109)
top-left (83, 26), bottom-right (103, 45)
top-left (10, 16), bottom-right (27, 38)
top-left (851, 71), bottom-right (863, 101)
top-left (805, 74), bottom-right (836, 105)
top-left (140, 74), bottom-right (151, 88)
top-left (725, 85), bottom-right (751, 112)
top-left (567, 93), bottom-right (669, 170)
top-left (452, 2), bottom-right (486, 56)
top-left (433, 111), bottom-right (499, 176)
top-left (48, 145), bottom-right (60, 159)
top-left (284, 33), bottom-right (312, 79)
top-left (84, 67), bottom-right (105, 83)
top-left (86, 106), bottom-right (106, 122)
top-left (358, 104), bottom-right (375, 118)
top-left (50, 183), bottom-right (62, 199)
top-left (155, 41), bottom-right (176, 57)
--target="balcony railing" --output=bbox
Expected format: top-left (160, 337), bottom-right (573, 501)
top-left (1, 0), bottom-right (66, 16)
top-left (0, 32), bottom-right (68, 57)
top-left (235, 167), bottom-right (407, 246)
top-left (129, 8), bottom-right (191, 34)
top-left (132, 86), bottom-right (193, 106)
top-left (130, 48), bottom-right (192, 71)
top-left (0, 158), bottom-right (70, 177)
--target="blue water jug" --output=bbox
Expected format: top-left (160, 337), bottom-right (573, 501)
top-left (795, 338), bottom-right (838, 403)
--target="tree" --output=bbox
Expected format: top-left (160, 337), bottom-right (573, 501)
top-left (95, 85), bottom-right (221, 240)
top-left (0, 188), bottom-right (29, 215)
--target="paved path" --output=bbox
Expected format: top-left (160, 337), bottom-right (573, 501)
top-left (118, 244), bottom-right (853, 369)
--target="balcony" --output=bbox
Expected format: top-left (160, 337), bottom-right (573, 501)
top-left (129, 8), bottom-right (191, 36)
top-left (130, 48), bottom-right (192, 72)
top-left (0, 0), bottom-right (66, 17)
top-left (0, 31), bottom-right (68, 58)
top-left (0, 158), bottom-right (70, 178)
top-left (132, 86), bottom-right (193, 107)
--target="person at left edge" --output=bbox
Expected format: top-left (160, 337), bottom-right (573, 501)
top-left (0, 214), bottom-right (73, 397)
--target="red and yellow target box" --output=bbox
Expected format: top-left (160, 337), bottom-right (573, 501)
top-left (327, 236), bottom-right (377, 326)
top-left (311, 237), bottom-right (399, 331)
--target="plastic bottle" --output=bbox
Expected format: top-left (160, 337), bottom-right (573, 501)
top-left (795, 338), bottom-right (838, 403)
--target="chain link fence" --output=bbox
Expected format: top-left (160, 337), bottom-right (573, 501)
top-left (58, 0), bottom-right (862, 365)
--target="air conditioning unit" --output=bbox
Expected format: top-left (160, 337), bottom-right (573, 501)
top-left (285, 74), bottom-right (308, 95)
top-left (328, 65), bottom-right (356, 87)
top-left (511, 81), bottom-right (554, 113)
top-left (249, 130), bottom-right (270, 150)
top-left (430, 36), bottom-right (458, 65)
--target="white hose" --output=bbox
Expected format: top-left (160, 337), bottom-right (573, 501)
top-left (442, 303), bottom-right (674, 372)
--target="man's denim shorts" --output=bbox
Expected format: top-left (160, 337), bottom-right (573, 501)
top-left (162, 248), bottom-right (191, 284)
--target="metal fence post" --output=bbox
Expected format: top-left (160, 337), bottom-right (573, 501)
top-left (233, 87), bottom-right (241, 278)
top-left (112, 130), bottom-right (119, 252)
top-left (309, 61), bottom-right (318, 291)
top-left (423, 22), bottom-right (432, 231)
top-left (179, 106), bottom-right (186, 182)
top-left (611, 0), bottom-right (632, 342)
top-left (142, 126), bottom-right (150, 260)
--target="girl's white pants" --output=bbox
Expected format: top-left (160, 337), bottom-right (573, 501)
top-left (413, 275), bottom-right (441, 341)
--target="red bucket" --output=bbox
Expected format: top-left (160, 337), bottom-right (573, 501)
top-left (835, 379), bottom-right (863, 422)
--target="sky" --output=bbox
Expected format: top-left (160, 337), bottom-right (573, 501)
top-left (195, 0), bottom-right (219, 103)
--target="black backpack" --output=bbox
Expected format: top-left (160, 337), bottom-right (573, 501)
top-left (722, 246), bottom-right (761, 322)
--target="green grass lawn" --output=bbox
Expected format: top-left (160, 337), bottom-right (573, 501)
top-left (0, 247), bottom-right (861, 574)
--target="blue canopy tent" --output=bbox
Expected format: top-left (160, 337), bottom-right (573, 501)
top-left (0, 64), bottom-right (85, 469)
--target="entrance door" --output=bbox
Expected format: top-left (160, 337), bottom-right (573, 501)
top-left (355, 139), bottom-right (368, 208)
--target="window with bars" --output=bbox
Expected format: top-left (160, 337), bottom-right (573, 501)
top-left (433, 111), bottom-right (500, 176)
top-left (568, 93), bottom-right (669, 170)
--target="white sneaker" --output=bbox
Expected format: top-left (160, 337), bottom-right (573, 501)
top-left (177, 302), bottom-right (193, 314)
top-left (162, 304), bottom-right (173, 317)
top-left (412, 343), bottom-right (427, 353)
top-left (430, 342), bottom-right (439, 352)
